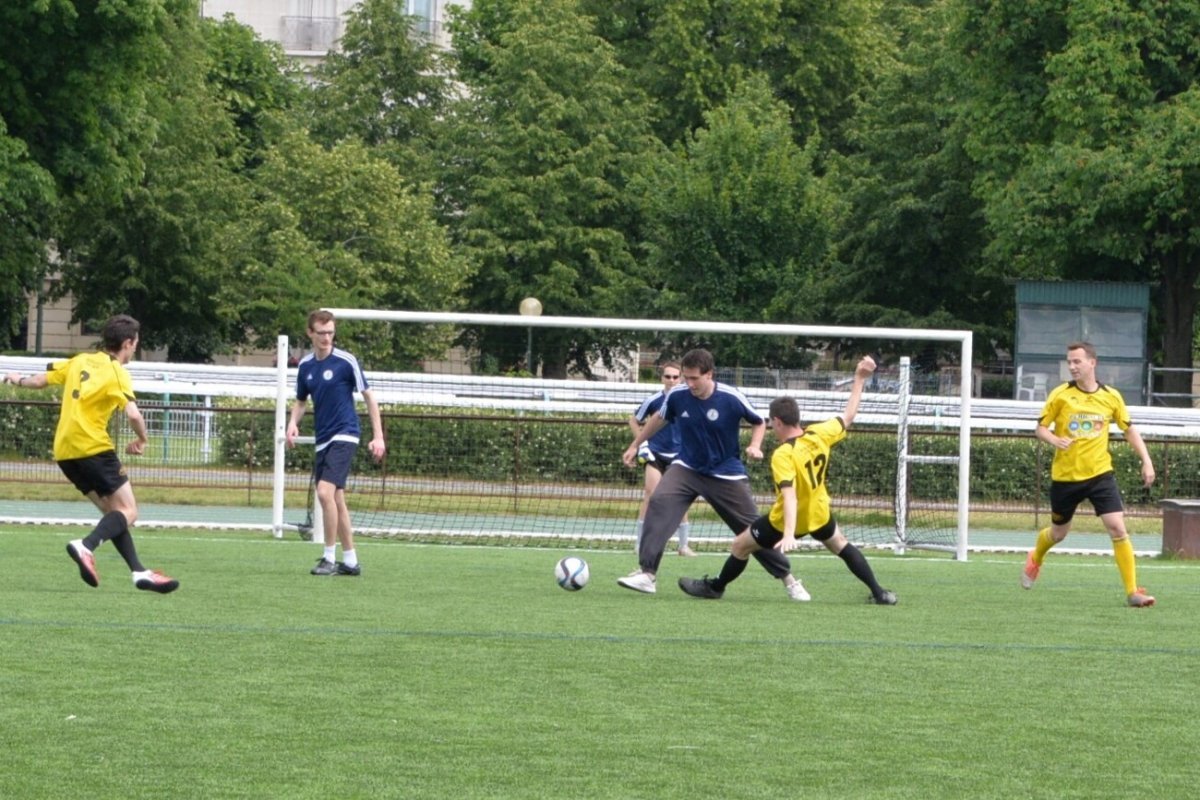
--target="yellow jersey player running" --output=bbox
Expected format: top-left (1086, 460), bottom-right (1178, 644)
top-left (678, 355), bottom-right (896, 604)
top-left (1022, 341), bottom-right (1156, 607)
top-left (3, 315), bottom-right (178, 593)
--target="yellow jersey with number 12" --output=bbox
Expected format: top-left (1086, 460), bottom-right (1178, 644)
top-left (767, 418), bottom-right (847, 535)
top-left (45, 351), bottom-right (135, 461)
top-left (1038, 381), bottom-right (1130, 482)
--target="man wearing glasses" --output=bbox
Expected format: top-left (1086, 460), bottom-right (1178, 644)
top-left (286, 310), bottom-right (386, 576)
top-left (628, 362), bottom-right (695, 556)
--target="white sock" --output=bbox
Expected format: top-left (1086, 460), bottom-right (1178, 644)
top-left (341, 549), bottom-right (358, 568)
top-left (324, 546), bottom-right (336, 563)
top-left (676, 523), bottom-right (691, 548)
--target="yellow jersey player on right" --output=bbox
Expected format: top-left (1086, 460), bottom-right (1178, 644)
top-left (1022, 341), bottom-right (1156, 607)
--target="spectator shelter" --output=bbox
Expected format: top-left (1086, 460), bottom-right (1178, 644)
top-left (1014, 281), bottom-right (1149, 404)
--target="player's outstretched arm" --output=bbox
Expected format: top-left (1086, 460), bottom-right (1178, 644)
top-left (841, 356), bottom-right (876, 429)
top-left (3, 373), bottom-right (48, 389)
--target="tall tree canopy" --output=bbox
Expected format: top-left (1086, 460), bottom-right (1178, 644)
top-left (833, 0), bottom-right (1000, 353)
top-left (960, 0), bottom-right (1200, 399)
top-left (639, 74), bottom-right (839, 366)
top-left (306, 0), bottom-right (450, 183)
top-left (583, 0), bottom-right (889, 149)
top-left (0, 0), bottom-right (191, 347)
top-left (446, 0), bottom-right (660, 377)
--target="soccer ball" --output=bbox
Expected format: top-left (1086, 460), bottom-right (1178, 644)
top-left (555, 556), bottom-right (589, 591)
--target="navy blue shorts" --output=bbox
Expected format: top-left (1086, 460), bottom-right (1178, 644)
top-left (749, 514), bottom-right (837, 548)
top-left (57, 451), bottom-right (129, 497)
top-left (314, 440), bottom-right (356, 489)
top-left (1050, 472), bottom-right (1124, 524)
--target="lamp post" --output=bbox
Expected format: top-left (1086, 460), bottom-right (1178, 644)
top-left (518, 297), bottom-right (542, 375)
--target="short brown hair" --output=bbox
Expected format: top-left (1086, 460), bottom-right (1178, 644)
top-left (768, 396), bottom-right (801, 427)
top-left (1067, 341), bottom-right (1097, 360)
top-left (101, 315), bottom-right (140, 353)
top-left (680, 349), bottom-right (714, 374)
top-left (308, 309), bottom-right (335, 330)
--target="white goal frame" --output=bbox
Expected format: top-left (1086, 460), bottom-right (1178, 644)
top-left (271, 310), bottom-right (973, 560)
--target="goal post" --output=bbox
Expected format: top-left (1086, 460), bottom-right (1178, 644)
top-left (273, 309), bottom-right (972, 559)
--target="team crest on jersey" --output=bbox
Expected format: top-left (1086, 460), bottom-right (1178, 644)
top-left (706, 409), bottom-right (719, 421)
top-left (323, 369), bottom-right (334, 381)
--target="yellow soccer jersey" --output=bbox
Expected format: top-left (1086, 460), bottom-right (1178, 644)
top-left (45, 351), bottom-right (135, 460)
top-left (768, 418), bottom-right (847, 535)
top-left (1038, 381), bottom-right (1131, 482)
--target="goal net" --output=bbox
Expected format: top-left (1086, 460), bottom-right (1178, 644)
top-left (272, 310), bottom-right (972, 559)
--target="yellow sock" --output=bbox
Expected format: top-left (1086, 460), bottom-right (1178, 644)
top-left (1031, 527), bottom-right (1055, 565)
top-left (1112, 535), bottom-right (1137, 596)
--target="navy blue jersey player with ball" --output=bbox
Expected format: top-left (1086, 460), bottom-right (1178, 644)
top-left (287, 310), bottom-right (386, 576)
top-left (619, 349), bottom-right (807, 599)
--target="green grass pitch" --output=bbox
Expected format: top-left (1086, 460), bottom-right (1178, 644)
top-left (2, 525), bottom-right (1199, 799)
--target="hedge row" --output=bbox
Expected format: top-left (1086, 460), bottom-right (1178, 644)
top-left (4, 398), bottom-right (1199, 502)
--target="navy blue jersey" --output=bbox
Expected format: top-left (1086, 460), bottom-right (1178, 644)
top-left (659, 382), bottom-right (764, 478)
top-left (633, 391), bottom-right (681, 458)
top-left (295, 348), bottom-right (369, 451)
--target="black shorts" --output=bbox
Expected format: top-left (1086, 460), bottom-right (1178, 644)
top-left (57, 451), bottom-right (128, 497)
top-left (314, 440), bottom-right (356, 489)
top-left (644, 451), bottom-right (676, 475)
top-left (749, 515), bottom-right (837, 548)
top-left (1050, 472), bottom-right (1124, 524)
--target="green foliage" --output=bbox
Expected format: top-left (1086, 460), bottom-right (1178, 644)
top-left (831, 0), bottom-right (1006, 355)
top-left (199, 13), bottom-right (299, 171)
top-left (0, 398), bottom-right (59, 459)
top-left (48, 11), bottom-right (314, 362)
top-left (255, 133), bottom-right (469, 368)
top-left (0, 0), bottom-right (187, 201)
top-left (0, 121), bottom-right (56, 345)
top-left (637, 75), bottom-right (839, 366)
top-left (960, 0), bottom-right (1200, 390)
top-left (306, 0), bottom-right (449, 182)
top-left (585, 0), bottom-right (889, 149)
top-left (218, 405), bottom-right (634, 484)
top-left (445, 0), bottom-right (660, 378)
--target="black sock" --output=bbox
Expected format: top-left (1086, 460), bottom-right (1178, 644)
top-left (110, 531), bottom-right (145, 572)
top-left (83, 511), bottom-right (128, 551)
top-left (710, 555), bottom-right (749, 590)
top-left (752, 547), bottom-right (791, 580)
top-left (838, 543), bottom-right (884, 597)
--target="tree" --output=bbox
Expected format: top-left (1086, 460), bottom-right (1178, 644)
top-left (200, 13), bottom-right (299, 172)
top-left (0, 122), bottom-right (56, 347)
top-left (831, 0), bottom-right (1002, 358)
top-left (445, 0), bottom-right (660, 377)
top-left (0, 0), bottom-right (187, 201)
top-left (0, 0), bottom-right (192, 345)
top-left (54, 11), bottom-right (275, 360)
top-left (255, 133), bottom-right (469, 369)
top-left (305, 0), bottom-right (450, 184)
top-left (960, 0), bottom-right (1200, 402)
top-left (583, 0), bottom-right (889, 149)
top-left (637, 74), bottom-right (839, 366)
